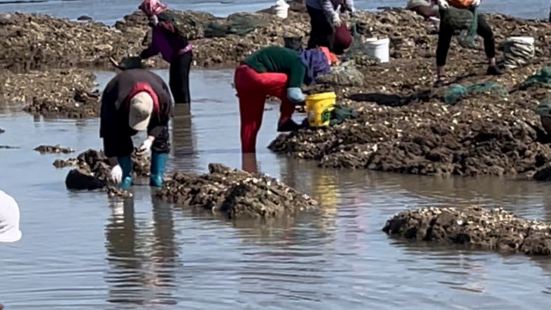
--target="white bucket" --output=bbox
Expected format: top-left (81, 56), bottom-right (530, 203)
top-left (365, 38), bottom-right (390, 63)
top-left (503, 36), bottom-right (535, 69)
top-left (506, 36), bottom-right (535, 45)
top-left (275, 0), bottom-right (289, 19)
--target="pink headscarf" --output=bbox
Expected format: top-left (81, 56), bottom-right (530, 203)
top-left (139, 0), bottom-right (168, 16)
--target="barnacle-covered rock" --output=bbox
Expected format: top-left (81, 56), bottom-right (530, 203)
top-left (383, 206), bottom-right (551, 256)
top-left (157, 163), bottom-right (318, 219)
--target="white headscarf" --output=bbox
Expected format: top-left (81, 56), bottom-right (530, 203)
top-left (0, 190), bottom-right (22, 243)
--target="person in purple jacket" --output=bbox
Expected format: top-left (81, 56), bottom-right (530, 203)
top-left (139, 0), bottom-right (193, 105)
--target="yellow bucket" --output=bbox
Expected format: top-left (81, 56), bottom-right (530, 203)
top-left (305, 92), bottom-right (336, 127)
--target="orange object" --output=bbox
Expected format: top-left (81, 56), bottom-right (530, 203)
top-left (448, 0), bottom-right (474, 9)
top-left (319, 46), bottom-right (339, 65)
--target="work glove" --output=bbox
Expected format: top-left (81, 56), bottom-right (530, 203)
top-left (287, 87), bottom-right (306, 104)
top-left (137, 136), bottom-right (155, 155)
top-left (110, 165), bottom-right (123, 184)
top-left (471, 0), bottom-right (480, 7)
top-left (332, 13), bottom-right (342, 27)
top-left (437, 0), bottom-right (449, 9)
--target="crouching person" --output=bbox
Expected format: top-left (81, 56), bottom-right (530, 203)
top-left (234, 46), bottom-right (331, 153)
top-left (100, 69), bottom-right (173, 189)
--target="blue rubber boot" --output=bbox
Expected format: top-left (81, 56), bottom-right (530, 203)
top-left (150, 152), bottom-right (168, 187)
top-left (117, 155), bottom-right (133, 190)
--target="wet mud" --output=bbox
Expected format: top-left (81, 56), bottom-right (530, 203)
top-left (0, 9), bottom-right (548, 71)
top-left (0, 12), bottom-right (144, 72)
top-left (270, 11), bottom-right (551, 178)
top-left (156, 163), bottom-right (318, 219)
top-left (383, 206), bottom-right (551, 256)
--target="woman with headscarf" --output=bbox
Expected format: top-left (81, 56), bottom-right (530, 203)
top-left (138, 0), bottom-right (193, 105)
top-left (234, 45), bottom-right (331, 153)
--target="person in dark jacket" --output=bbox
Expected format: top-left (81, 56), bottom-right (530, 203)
top-left (305, 0), bottom-right (355, 53)
top-left (434, 0), bottom-right (502, 85)
top-left (139, 0), bottom-right (193, 105)
top-left (100, 69), bottom-right (173, 189)
top-left (234, 46), bottom-right (331, 153)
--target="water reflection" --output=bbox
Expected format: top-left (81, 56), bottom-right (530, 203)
top-left (104, 197), bottom-right (180, 307)
top-left (170, 104), bottom-right (197, 172)
top-left (241, 153), bottom-right (259, 173)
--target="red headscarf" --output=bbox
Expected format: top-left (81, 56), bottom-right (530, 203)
top-left (139, 0), bottom-right (168, 16)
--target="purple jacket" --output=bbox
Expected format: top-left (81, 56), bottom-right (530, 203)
top-left (140, 26), bottom-right (191, 63)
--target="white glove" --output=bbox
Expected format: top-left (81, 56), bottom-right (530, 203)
top-left (332, 13), bottom-right (342, 27)
top-left (137, 136), bottom-right (155, 155)
top-left (471, 0), bottom-right (480, 7)
top-left (438, 0), bottom-right (449, 9)
top-left (110, 165), bottom-right (123, 184)
top-left (150, 15), bottom-right (159, 26)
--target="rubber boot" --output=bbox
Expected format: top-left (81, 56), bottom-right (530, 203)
top-left (150, 152), bottom-right (168, 187)
top-left (117, 155), bottom-right (133, 190)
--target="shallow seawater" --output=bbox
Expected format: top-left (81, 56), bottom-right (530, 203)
top-left (1, 69), bottom-right (551, 309)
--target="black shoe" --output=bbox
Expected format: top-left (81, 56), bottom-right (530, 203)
top-left (277, 119), bottom-right (301, 132)
top-left (487, 65), bottom-right (503, 76)
top-left (433, 76), bottom-right (448, 88)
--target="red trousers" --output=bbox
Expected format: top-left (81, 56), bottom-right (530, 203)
top-left (234, 64), bottom-right (295, 153)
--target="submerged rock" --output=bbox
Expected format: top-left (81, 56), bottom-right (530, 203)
top-left (56, 149), bottom-right (151, 192)
top-left (0, 128), bottom-right (4, 134)
top-left (533, 163), bottom-right (551, 181)
top-left (76, 15), bottom-right (93, 22)
top-left (34, 144), bottom-right (75, 154)
top-left (65, 169), bottom-right (106, 190)
top-left (383, 206), bottom-right (551, 256)
top-left (156, 163), bottom-right (318, 219)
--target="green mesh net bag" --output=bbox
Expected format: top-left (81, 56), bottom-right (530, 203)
top-left (444, 81), bottom-right (508, 105)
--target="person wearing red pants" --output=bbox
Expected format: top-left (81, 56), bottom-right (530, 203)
top-left (235, 46), bottom-right (331, 153)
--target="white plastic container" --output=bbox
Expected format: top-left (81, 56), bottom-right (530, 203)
top-left (275, 0), bottom-right (290, 19)
top-left (506, 36), bottom-right (535, 45)
top-left (503, 36), bottom-right (535, 69)
top-left (365, 38), bottom-right (390, 63)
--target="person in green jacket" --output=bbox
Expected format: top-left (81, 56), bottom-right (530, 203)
top-left (234, 45), bottom-right (331, 153)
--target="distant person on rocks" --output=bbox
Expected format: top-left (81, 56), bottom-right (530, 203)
top-left (434, 0), bottom-right (502, 86)
top-left (305, 0), bottom-right (355, 54)
top-left (138, 0), bottom-right (193, 105)
top-left (0, 190), bottom-right (22, 243)
top-left (100, 69), bottom-right (173, 189)
top-left (407, 0), bottom-right (439, 18)
top-left (234, 46), bottom-right (331, 153)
